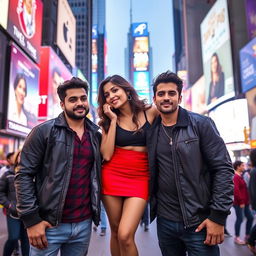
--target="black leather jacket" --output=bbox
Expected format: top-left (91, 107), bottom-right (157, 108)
top-left (147, 107), bottom-right (234, 227)
top-left (15, 113), bottom-right (102, 228)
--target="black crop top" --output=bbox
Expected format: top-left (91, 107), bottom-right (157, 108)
top-left (115, 111), bottom-right (150, 147)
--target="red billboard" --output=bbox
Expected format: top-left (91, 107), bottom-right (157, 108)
top-left (7, 43), bottom-right (40, 135)
top-left (7, 0), bottom-right (43, 63)
top-left (39, 47), bottom-right (72, 120)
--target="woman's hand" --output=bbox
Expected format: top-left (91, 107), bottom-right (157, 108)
top-left (103, 104), bottom-right (117, 121)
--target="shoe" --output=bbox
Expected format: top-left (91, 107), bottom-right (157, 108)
top-left (13, 248), bottom-right (19, 256)
top-left (100, 228), bottom-right (106, 236)
top-left (234, 237), bottom-right (246, 245)
top-left (93, 225), bottom-right (97, 232)
top-left (224, 229), bottom-right (232, 237)
top-left (248, 244), bottom-right (256, 255)
top-left (144, 225), bottom-right (149, 232)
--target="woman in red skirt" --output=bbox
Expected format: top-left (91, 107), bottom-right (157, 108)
top-left (98, 75), bottom-right (158, 256)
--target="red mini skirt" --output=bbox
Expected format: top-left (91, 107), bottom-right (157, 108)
top-left (102, 147), bottom-right (149, 200)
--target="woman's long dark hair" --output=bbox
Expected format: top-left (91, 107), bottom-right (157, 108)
top-left (97, 75), bottom-right (148, 133)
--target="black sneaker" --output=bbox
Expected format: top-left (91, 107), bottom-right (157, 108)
top-left (224, 229), bottom-right (232, 237)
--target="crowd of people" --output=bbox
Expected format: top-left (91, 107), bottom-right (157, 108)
top-left (0, 71), bottom-right (255, 256)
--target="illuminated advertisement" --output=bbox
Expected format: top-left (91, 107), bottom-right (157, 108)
top-left (133, 37), bottom-right (149, 71)
top-left (91, 73), bottom-right (98, 107)
top-left (245, 0), bottom-right (256, 40)
top-left (240, 37), bottom-right (256, 93)
top-left (57, 0), bottom-right (76, 67)
top-left (246, 87), bottom-right (256, 145)
top-left (7, 43), bottom-right (39, 135)
top-left (191, 76), bottom-right (207, 114)
top-left (209, 99), bottom-right (249, 144)
top-left (133, 71), bottom-right (150, 102)
top-left (0, 0), bottom-right (9, 29)
top-left (39, 47), bottom-right (72, 120)
top-left (132, 22), bottom-right (148, 37)
top-left (181, 88), bottom-right (192, 111)
top-left (0, 32), bottom-right (8, 121)
top-left (7, 0), bottom-right (43, 63)
top-left (92, 25), bottom-right (98, 73)
top-left (200, 0), bottom-right (234, 109)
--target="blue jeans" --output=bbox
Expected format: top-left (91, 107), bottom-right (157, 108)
top-left (29, 218), bottom-right (92, 256)
top-left (233, 204), bottom-right (253, 236)
top-left (157, 217), bottom-right (219, 256)
top-left (4, 215), bottom-right (29, 256)
top-left (100, 202), bottom-right (107, 229)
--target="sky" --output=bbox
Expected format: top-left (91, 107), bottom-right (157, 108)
top-left (105, 0), bottom-right (174, 81)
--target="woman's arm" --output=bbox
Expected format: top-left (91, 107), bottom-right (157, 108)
top-left (100, 104), bottom-right (117, 161)
top-left (146, 104), bottom-right (159, 124)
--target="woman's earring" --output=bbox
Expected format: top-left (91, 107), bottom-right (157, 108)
top-left (128, 95), bottom-right (132, 101)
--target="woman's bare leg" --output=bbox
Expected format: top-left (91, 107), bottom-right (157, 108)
top-left (102, 195), bottom-right (123, 256)
top-left (118, 197), bottom-right (147, 256)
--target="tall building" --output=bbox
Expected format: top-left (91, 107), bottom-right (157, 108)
top-left (68, 0), bottom-right (92, 81)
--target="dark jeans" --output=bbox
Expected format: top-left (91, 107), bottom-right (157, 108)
top-left (248, 224), bottom-right (256, 246)
top-left (141, 203), bottom-right (149, 226)
top-left (3, 215), bottom-right (29, 256)
top-left (233, 204), bottom-right (253, 237)
top-left (157, 217), bottom-right (219, 256)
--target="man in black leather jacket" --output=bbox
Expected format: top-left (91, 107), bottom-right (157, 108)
top-left (147, 71), bottom-right (234, 256)
top-left (15, 77), bottom-right (102, 256)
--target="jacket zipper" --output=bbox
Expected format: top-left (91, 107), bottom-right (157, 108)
top-left (172, 132), bottom-right (189, 228)
top-left (55, 131), bottom-right (74, 226)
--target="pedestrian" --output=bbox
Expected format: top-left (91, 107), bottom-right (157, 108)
top-left (15, 77), bottom-right (102, 256)
top-left (147, 71), bottom-right (234, 256)
top-left (0, 152), bottom-right (15, 178)
top-left (233, 160), bottom-right (253, 245)
top-left (0, 150), bottom-right (29, 256)
top-left (97, 74), bottom-right (158, 256)
top-left (247, 149), bottom-right (256, 254)
top-left (140, 203), bottom-right (149, 231)
top-left (93, 202), bottom-right (108, 236)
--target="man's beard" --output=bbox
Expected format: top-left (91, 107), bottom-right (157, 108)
top-left (65, 106), bottom-right (89, 120)
top-left (158, 104), bottom-right (178, 115)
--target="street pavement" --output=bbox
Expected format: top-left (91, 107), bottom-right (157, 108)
top-left (0, 207), bottom-right (254, 255)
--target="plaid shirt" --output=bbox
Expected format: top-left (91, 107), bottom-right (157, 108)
top-left (62, 130), bottom-right (94, 223)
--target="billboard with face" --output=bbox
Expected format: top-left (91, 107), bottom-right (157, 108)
top-left (39, 47), bottom-right (72, 120)
top-left (7, 0), bottom-right (43, 63)
top-left (240, 37), bottom-right (256, 93)
top-left (246, 87), bottom-right (256, 144)
top-left (0, 32), bottom-right (8, 122)
top-left (0, 0), bottom-right (9, 29)
top-left (7, 43), bottom-right (39, 135)
top-left (200, 0), bottom-right (234, 110)
top-left (56, 0), bottom-right (76, 67)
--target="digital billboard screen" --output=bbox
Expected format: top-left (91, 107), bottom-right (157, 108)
top-left (7, 0), bottom-right (43, 63)
top-left (57, 0), bottom-right (76, 67)
top-left (7, 43), bottom-right (40, 135)
top-left (245, 87), bottom-right (256, 143)
top-left (39, 47), bottom-right (72, 120)
top-left (133, 37), bottom-right (149, 72)
top-left (209, 99), bottom-right (249, 144)
top-left (0, 0), bottom-right (9, 29)
top-left (240, 37), bottom-right (256, 93)
top-left (0, 32), bottom-right (8, 121)
top-left (200, 0), bottom-right (234, 110)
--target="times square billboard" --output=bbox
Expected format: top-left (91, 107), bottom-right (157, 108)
top-left (7, 43), bottom-right (40, 135)
top-left (39, 47), bottom-right (72, 121)
top-left (7, 0), bottom-right (43, 63)
top-left (131, 22), bottom-right (151, 103)
top-left (0, 0), bottom-right (9, 29)
top-left (200, 0), bottom-right (235, 110)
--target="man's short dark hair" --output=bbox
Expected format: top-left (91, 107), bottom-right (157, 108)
top-left (6, 152), bottom-right (15, 160)
top-left (233, 160), bottom-right (243, 170)
top-left (152, 71), bottom-right (183, 96)
top-left (250, 149), bottom-right (256, 167)
top-left (57, 77), bottom-right (89, 102)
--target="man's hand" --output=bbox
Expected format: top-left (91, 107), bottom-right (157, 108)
top-left (27, 221), bottom-right (52, 250)
top-left (195, 218), bottom-right (224, 246)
